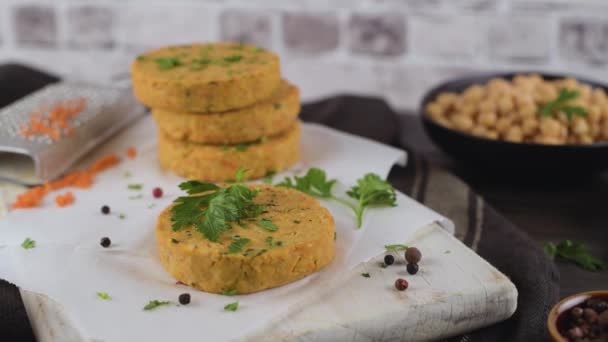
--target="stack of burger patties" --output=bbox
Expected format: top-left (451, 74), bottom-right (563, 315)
top-left (130, 42), bottom-right (300, 181)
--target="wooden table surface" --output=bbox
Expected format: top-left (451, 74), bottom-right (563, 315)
top-left (400, 114), bottom-right (608, 299)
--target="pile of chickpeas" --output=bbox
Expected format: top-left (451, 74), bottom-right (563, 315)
top-left (425, 74), bottom-right (608, 145)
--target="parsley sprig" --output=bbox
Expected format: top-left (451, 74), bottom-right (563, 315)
top-left (277, 168), bottom-right (397, 228)
top-left (143, 300), bottom-right (171, 311)
top-left (385, 244), bottom-right (408, 253)
top-left (155, 57), bottom-right (182, 70)
top-left (21, 237), bottom-right (35, 249)
top-left (170, 169), bottom-right (265, 242)
top-left (544, 240), bottom-right (606, 272)
top-left (540, 88), bottom-right (587, 120)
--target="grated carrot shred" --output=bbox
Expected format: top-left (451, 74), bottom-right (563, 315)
top-left (20, 97), bottom-right (86, 141)
top-left (54, 192), bottom-right (75, 207)
top-left (127, 146), bottom-right (137, 159)
top-left (11, 153), bottom-right (121, 209)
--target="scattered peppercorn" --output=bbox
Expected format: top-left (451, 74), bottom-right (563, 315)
top-left (394, 278), bottom-right (408, 291)
top-left (178, 293), bottom-right (191, 305)
top-left (153, 187), bottom-right (163, 198)
top-left (588, 298), bottom-right (608, 313)
top-left (584, 308), bottom-right (599, 323)
top-left (384, 255), bottom-right (395, 266)
top-left (405, 247), bottom-right (422, 264)
top-left (101, 205), bottom-right (110, 215)
top-left (407, 263), bottom-right (419, 275)
top-left (100, 237), bottom-right (111, 248)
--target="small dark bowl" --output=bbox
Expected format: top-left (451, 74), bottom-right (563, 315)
top-left (547, 290), bottom-right (608, 341)
top-left (420, 72), bottom-right (608, 174)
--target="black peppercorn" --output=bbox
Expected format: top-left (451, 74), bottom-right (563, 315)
top-left (384, 255), bottom-right (395, 266)
top-left (101, 205), bottom-right (110, 215)
top-left (572, 307), bottom-right (584, 318)
top-left (178, 293), bottom-right (191, 305)
top-left (405, 247), bottom-right (422, 264)
top-left (584, 308), bottom-right (599, 324)
top-left (407, 263), bottom-right (419, 275)
top-left (100, 237), bottom-right (111, 248)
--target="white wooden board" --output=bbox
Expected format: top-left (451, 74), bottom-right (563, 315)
top-left (21, 223), bottom-right (517, 342)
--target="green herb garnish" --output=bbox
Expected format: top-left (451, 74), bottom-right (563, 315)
top-left (129, 194), bottom-right (143, 200)
top-left (224, 301), bottom-right (239, 311)
top-left (227, 236), bottom-right (251, 254)
top-left (170, 169), bottom-right (264, 241)
top-left (96, 292), bottom-right (111, 300)
top-left (143, 300), bottom-right (171, 311)
top-left (273, 103), bottom-right (281, 110)
top-left (347, 173), bottom-right (397, 227)
top-left (252, 47), bottom-right (263, 52)
top-left (128, 183), bottom-right (143, 190)
top-left (277, 168), bottom-right (397, 228)
top-left (21, 238), bottom-right (35, 249)
top-left (119, 213), bottom-right (126, 219)
top-left (540, 88), bottom-right (587, 120)
top-left (224, 55), bottom-right (243, 63)
top-left (155, 57), bottom-right (182, 70)
top-left (222, 289), bottom-right (237, 296)
top-left (385, 244), bottom-right (408, 253)
top-left (361, 272), bottom-right (371, 278)
top-left (234, 143), bottom-right (249, 152)
top-left (544, 240), bottom-right (605, 272)
top-left (265, 236), bottom-right (283, 248)
top-left (256, 218), bottom-right (277, 232)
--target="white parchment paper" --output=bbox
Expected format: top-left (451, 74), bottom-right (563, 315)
top-left (0, 116), bottom-right (452, 342)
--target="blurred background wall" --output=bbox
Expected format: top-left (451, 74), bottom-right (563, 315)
top-left (0, 0), bottom-right (606, 112)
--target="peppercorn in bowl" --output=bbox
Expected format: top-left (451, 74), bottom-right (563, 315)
top-left (547, 290), bottom-right (608, 342)
top-left (420, 72), bottom-right (608, 173)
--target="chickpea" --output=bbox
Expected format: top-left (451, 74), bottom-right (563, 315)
top-left (540, 117), bottom-right (562, 138)
top-left (518, 103), bottom-right (537, 118)
top-left (484, 130), bottom-right (499, 140)
top-left (478, 111), bottom-right (497, 127)
top-left (522, 117), bottom-right (539, 136)
top-left (504, 126), bottom-right (523, 143)
top-left (471, 125), bottom-right (487, 137)
top-left (435, 116), bottom-right (453, 128)
top-left (478, 100), bottom-right (496, 113)
top-left (460, 103), bottom-right (478, 117)
top-left (591, 88), bottom-right (607, 105)
top-left (488, 78), bottom-right (510, 94)
top-left (463, 85), bottom-right (485, 102)
top-left (602, 121), bottom-right (608, 139)
top-left (572, 117), bottom-right (589, 136)
top-left (497, 96), bottom-right (514, 115)
top-left (536, 136), bottom-right (564, 145)
top-left (451, 114), bottom-right (474, 131)
top-left (436, 93), bottom-right (458, 107)
top-left (496, 116), bottom-right (514, 134)
top-left (579, 135), bottom-right (593, 144)
top-left (588, 105), bottom-right (602, 123)
top-left (426, 102), bottom-right (445, 119)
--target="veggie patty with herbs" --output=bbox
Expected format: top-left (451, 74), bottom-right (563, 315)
top-left (131, 42), bottom-right (281, 112)
top-left (157, 121), bottom-right (301, 182)
top-left (156, 184), bottom-right (335, 294)
top-left (152, 80), bottom-right (300, 144)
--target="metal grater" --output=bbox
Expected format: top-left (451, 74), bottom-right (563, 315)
top-left (0, 82), bottom-right (146, 185)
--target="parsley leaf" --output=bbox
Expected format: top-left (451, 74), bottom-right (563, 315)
top-left (21, 238), bottom-right (35, 249)
top-left (385, 244), bottom-right (408, 253)
top-left (544, 240), bottom-right (605, 272)
top-left (278, 168), bottom-right (397, 228)
top-left (96, 292), bottom-right (111, 300)
top-left (224, 55), bottom-right (243, 63)
top-left (235, 143), bottom-right (249, 152)
top-left (155, 57), bottom-right (182, 70)
top-left (277, 168), bottom-right (336, 198)
top-left (347, 174), bottom-right (397, 228)
top-left (143, 300), bottom-right (171, 311)
top-left (128, 183), bottom-right (143, 190)
top-left (256, 218), bottom-right (277, 232)
top-left (361, 272), bottom-right (370, 278)
top-left (227, 236), bottom-right (251, 254)
top-left (224, 301), bottom-right (239, 311)
top-left (222, 289), bottom-right (237, 296)
top-left (540, 88), bottom-right (587, 120)
top-left (170, 171), bottom-right (264, 241)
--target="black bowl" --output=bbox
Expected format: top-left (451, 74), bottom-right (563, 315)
top-left (420, 72), bottom-right (608, 174)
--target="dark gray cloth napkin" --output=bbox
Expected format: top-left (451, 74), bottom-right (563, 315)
top-left (0, 66), bottom-right (559, 342)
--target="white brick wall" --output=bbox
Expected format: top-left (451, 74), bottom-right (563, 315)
top-left (0, 0), bottom-right (607, 112)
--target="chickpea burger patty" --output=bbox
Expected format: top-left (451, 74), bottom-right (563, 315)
top-left (156, 185), bottom-right (336, 294)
